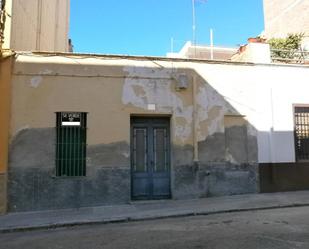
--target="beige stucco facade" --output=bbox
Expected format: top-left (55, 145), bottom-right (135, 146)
top-left (3, 0), bottom-right (70, 52)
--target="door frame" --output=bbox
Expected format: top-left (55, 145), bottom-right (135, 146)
top-left (130, 115), bottom-right (172, 200)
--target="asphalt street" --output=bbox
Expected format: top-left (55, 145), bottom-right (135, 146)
top-left (1, 206), bottom-right (309, 249)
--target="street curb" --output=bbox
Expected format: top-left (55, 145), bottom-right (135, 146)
top-left (1, 202), bottom-right (309, 234)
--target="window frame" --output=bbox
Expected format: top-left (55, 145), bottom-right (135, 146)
top-left (293, 105), bottom-right (309, 162)
top-left (55, 112), bottom-right (87, 177)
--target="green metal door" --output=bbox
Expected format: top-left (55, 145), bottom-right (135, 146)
top-left (131, 117), bottom-right (171, 200)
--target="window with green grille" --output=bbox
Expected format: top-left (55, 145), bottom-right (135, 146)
top-left (294, 107), bottom-right (309, 161)
top-left (56, 112), bottom-right (87, 176)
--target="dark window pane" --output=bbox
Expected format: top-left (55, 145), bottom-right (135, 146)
top-left (154, 128), bottom-right (167, 172)
top-left (134, 128), bottom-right (147, 172)
top-left (295, 107), bottom-right (309, 160)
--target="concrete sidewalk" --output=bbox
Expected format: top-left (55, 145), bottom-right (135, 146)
top-left (1, 191), bottom-right (309, 233)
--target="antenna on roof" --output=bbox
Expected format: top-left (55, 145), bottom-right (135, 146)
top-left (210, 28), bottom-right (214, 60)
top-left (191, 0), bottom-right (196, 46)
top-left (192, 0), bottom-right (208, 57)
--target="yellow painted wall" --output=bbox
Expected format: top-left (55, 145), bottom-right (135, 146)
top-left (0, 56), bottom-right (12, 173)
top-left (0, 55), bottom-right (13, 214)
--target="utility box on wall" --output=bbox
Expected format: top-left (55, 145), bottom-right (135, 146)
top-left (175, 74), bottom-right (189, 90)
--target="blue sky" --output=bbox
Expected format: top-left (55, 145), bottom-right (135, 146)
top-left (70, 0), bottom-right (264, 56)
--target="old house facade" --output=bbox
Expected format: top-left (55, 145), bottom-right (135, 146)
top-left (6, 53), bottom-right (260, 212)
top-left (0, 51), bottom-right (307, 213)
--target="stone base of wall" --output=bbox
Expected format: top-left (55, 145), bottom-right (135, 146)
top-left (0, 173), bottom-right (7, 214)
top-left (173, 163), bottom-right (259, 200)
top-left (8, 128), bottom-right (259, 212)
top-left (9, 163), bottom-right (259, 212)
top-left (8, 128), bottom-right (131, 212)
top-left (260, 163), bottom-right (309, 192)
top-left (9, 167), bottom-right (130, 212)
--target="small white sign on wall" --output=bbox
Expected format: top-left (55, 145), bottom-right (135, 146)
top-left (147, 104), bottom-right (156, 111)
top-left (61, 112), bottom-right (81, 126)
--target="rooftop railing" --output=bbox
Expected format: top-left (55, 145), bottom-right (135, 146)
top-left (271, 48), bottom-right (309, 64)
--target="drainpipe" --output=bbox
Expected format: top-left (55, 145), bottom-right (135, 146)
top-left (269, 87), bottom-right (275, 163)
top-left (269, 87), bottom-right (276, 184)
top-left (192, 75), bottom-right (199, 166)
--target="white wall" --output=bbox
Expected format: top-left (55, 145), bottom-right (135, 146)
top-left (194, 63), bottom-right (309, 163)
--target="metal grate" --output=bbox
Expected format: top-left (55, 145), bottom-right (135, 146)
top-left (294, 107), bottom-right (309, 161)
top-left (271, 49), bottom-right (309, 64)
top-left (133, 128), bottom-right (147, 172)
top-left (56, 112), bottom-right (87, 176)
top-left (154, 128), bottom-right (168, 172)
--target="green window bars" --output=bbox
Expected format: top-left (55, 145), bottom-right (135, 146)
top-left (56, 112), bottom-right (87, 177)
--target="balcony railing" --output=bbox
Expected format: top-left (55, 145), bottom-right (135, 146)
top-left (271, 48), bottom-right (309, 64)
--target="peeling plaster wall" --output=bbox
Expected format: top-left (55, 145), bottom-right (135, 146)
top-left (192, 63), bottom-right (309, 164)
top-left (122, 66), bottom-right (194, 145)
top-left (10, 54), bottom-right (309, 211)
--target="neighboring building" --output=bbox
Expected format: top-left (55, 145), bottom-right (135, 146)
top-left (263, 0), bottom-right (309, 49)
top-left (3, 0), bottom-right (70, 52)
top-left (167, 41), bottom-right (238, 60)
